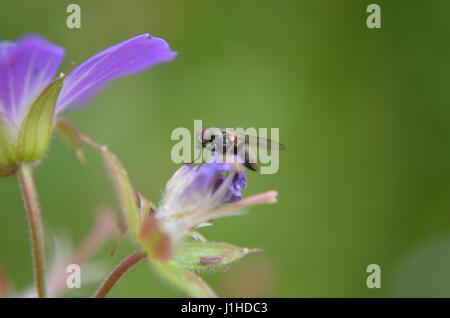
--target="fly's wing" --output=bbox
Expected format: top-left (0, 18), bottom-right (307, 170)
top-left (235, 134), bottom-right (287, 151)
top-left (236, 138), bottom-right (258, 171)
top-left (244, 146), bottom-right (258, 171)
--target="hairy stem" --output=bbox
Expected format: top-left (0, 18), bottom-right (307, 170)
top-left (93, 249), bottom-right (146, 298)
top-left (17, 163), bottom-right (46, 298)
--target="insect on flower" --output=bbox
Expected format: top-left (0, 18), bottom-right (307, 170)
top-left (138, 152), bottom-right (277, 259)
top-left (197, 127), bottom-right (286, 171)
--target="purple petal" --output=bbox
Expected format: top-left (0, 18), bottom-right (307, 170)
top-left (180, 164), bottom-right (223, 201)
top-left (224, 191), bottom-right (242, 203)
top-left (218, 173), bottom-right (246, 203)
top-left (232, 172), bottom-right (247, 192)
top-left (184, 162), bottom-right (247, 204)
top-left (56, 34), bottom-right (176, 114)
top-left (208, 152), bottom-right (247, 197)
top-left (0, 35), bottom-right (64, 124)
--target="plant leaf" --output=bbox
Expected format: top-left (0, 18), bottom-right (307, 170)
top-left (17, 75), bottom-right (64, 162)
top-left (171, 240), bottom-right (263, 273)
top-left (150, 258), bottom-right (217, 298)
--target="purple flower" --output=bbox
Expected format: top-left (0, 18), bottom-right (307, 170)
top-left (159, 163), bottom-right (247, 215)
top-left (0, 34), bottom-right (176, 174)
top-left (156, 161), bottom-right (247, 243)
top-left (138, 153), bottom-right (277, 260)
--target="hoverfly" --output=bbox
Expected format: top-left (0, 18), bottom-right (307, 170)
top-left (196, 127), bottom-right (286, 171)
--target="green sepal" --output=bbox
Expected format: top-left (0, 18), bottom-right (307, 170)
top-left (54, 118), bottom-right (87, 165)
top-left (16, 75), bottom-right (64, 162)
top-left (171, 240), bottom-right (262, 273)
top-left (0, 114), bottom-right (17, 176)
top-left (101, 148), bottom-right (141, 240)
top-left (150, 257), bottom-right (217, 298)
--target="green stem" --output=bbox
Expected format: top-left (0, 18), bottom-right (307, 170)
top-left (17, 163), bottom-right (46, 298)
top-left (93, 249), bottom-right (146, 298)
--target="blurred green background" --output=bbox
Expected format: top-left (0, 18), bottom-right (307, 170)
top-left (1, 0), bottom-right (450, 297)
